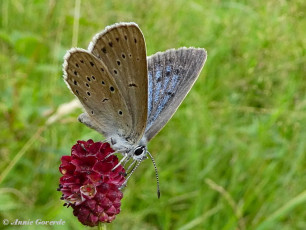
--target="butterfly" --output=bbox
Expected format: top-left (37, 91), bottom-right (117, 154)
top-left (63, 22), bottom-right (207, 197)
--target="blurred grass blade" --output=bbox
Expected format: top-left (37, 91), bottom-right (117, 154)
top-left (178, 205), bottom-right (221, 230)
top-left (72, 0), bottom-right (81, 47)
top-left (205, 178), bottom-right (246, 230)
top-left (0, 127), bottom-right (44, 185)
top-left (257, 190), bottom-right (306, 229)
top-left (46, 99), bottom-right (81, 125)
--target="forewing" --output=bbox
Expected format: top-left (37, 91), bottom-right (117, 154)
top-left (63, 48), bottom-right (133, 138)
top-left (145, 48), bottom-right (207, 141)
top-left (88, 22), bottom-right (148, 144)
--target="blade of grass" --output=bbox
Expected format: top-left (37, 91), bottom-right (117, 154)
top-left (178, 205), bottom-right (221, 230)
top-left (0, 127), bottom-right (44, 185)
top-left (72, 0), bottom-right (81, 47)
top-left (205, 178), bottom-right (246, 230)
top-left (257, 190), bottom-right (306, 229)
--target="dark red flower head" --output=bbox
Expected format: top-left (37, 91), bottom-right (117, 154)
top-left (58, 139), bottom-right (126, 226)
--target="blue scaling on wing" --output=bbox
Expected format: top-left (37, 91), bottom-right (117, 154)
top-left (147, 63), bottom-right (162, 130)
top-left (151, 65), bottom-right (178, 125)
top-left (148, 71), bottom-right (153, 116)
top-left (163, 65), bottom-right (172, 87)
top-left (153, 68), bottom-right (162, 106)
top-left (144, 48), bottom-right (207, 142)
top-left (146, 62), bottom-right (180, 131)
top-left (148, 64), bottom-right (162, 119)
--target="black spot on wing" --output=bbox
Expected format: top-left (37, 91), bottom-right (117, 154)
top-left (129, 83), bottom-right (137, 87)
top-left (167, 92), bottom-right (174, 96)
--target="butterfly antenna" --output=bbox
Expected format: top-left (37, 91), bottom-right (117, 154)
top-left (147, 151), bottom-right (160, 199)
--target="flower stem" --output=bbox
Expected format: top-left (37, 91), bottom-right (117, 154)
top-left (98, 222), bottom-right (107, 230)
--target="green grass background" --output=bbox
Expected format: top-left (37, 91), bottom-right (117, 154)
top-left (0, 0), bottom-right (305, 229)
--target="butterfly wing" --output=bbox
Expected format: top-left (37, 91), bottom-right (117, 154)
top-left (88, 22), bottom-right (148, 145)
top-left (144, 47), bottom-right (207, 142)
top-left (63, 48), bottom-right (133, 138)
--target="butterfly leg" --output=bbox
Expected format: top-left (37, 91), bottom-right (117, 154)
top-left (123, 155), bottom-right (132, 167)
top-left (112, 154), bottom-right (128, 171)
top-left (105, 148), bottom-right (128, 160)
top-left (125, 159), bottom-right (137, 174)
top-left (119, 161), bottom-right (142, 190)
top-left (105, 152), bottom-right (117, 159)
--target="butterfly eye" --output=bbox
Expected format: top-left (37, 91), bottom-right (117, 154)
top-left (134, 146), bottom-right (145, 156)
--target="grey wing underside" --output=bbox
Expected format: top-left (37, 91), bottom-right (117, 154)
top-left (144, 47), bottom-right (207, 142)
top-left (63, 49), bottom-right (133, 138)
top-left (88, 22), bottom-right (148, 144)
top-left (64, 23), bottom-right (148, 146)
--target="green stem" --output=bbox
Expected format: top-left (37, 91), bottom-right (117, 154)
top-left (98, 222), bottom-right (107, 230)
